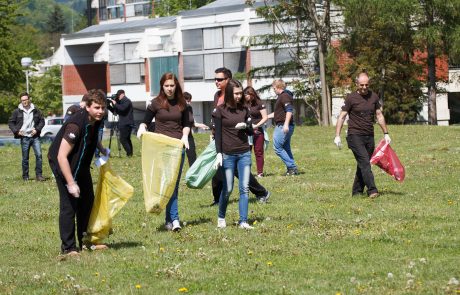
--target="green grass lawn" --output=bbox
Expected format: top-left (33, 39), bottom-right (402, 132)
top-left (0, 125), bottom-right (459, 294)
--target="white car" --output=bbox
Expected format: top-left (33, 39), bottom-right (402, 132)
top-left (41, 117), bottom-right (64, 140)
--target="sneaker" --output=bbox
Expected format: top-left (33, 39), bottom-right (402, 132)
top-left (36, 175), bottom-right (45, 182)
top-left (172, 220), bottom-right (181, 231)
top-left (256, 173), bottom-right (264, 178)
top-left (285, 168), bottom-right (299, 176)
top-left (369, 192), bottom-right (379, 199)
top-left (217, 218), bottom-right (226, 228)
top-left (239, 222), bottom-right (254, 230)
top-left (262, 191), bottom-right (271, 203)
top-left (164, 222), bottom-right (173, 231)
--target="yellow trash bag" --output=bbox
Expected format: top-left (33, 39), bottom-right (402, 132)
top-left (83, 160), bottom-right (134, 244)
top-left (141, 132), bottom-right (183, 214)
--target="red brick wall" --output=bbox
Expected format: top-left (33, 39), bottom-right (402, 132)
top-left (62, 64), bottom-right (108, 95)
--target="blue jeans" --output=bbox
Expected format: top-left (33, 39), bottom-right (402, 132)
top-left (165, 150), bottom-right (185, 223)
top-left (219, 151), bottom-right (251, 223)
top-left (273, 124), bottom-right (297, 170)
top-left (21, 137), bottom-right (43, 178)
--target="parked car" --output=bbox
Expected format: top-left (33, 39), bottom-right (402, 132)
top-left (40, 117), bottom-right (64, 141)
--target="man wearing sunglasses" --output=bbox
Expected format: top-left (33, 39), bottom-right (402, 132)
top-left (334, 72), bottom-right (391, 199)
top-left (210, 68), bottom-right (271, 206)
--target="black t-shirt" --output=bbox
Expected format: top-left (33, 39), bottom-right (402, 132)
top-left (342, 91), bottom-right (381, 135)
top-left (274, 91), bottom-right (293, 125)
top-left (143, 97), bottom-right (190, 140)
top-left (213, 105), bottom-right (251, 155)
top-left (248, 100), bottom-right (266, 125)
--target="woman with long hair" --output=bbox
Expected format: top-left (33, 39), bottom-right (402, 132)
top-left (213, 79), bottom-right (254, 229)
top-left (137, 72), bottom-right (191, 231)
top-left (243, 86), bottom-right (268, 177)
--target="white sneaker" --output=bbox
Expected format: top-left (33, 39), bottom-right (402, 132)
top-left (239, 222), bottom-right (254, 230)
top-left (217, 218), bottom-right (226, 228)
top-left (164, 222), bottom-right (173, 231)
top-left (172, 220), bottom-right (181, 231)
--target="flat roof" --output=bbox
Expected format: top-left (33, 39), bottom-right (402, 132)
top-left (63, 16), bottom-right (176, 40)
top-left (179, 0), bottom-right (267, 17)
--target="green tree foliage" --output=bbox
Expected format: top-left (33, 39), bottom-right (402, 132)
top-left (47, 4), bottom-right (66, 33)
top-left (247, 0), bottom-right (334, 125)
top-left (337, 0), bottom-right (424, 124)
top-left (29, 66), bottom-right (63, 116)
top-left (153, 0), bottom-right (214, 16)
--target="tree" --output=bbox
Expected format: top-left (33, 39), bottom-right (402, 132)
top-left (337, 0), bottom-right (424, 124)
top-left (153, 0), bottom-right (214, 16)
top-left (29, 66), bottom-right (63, 116)
top-left (247, 0), bottom-right (335, 125)
top-left (47, 4), bottom-right (66, 49)
top-left (412, 0), bottom-right (460, 124)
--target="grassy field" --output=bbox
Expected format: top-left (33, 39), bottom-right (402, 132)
top-left (0, 125), bottom-right (459, 294)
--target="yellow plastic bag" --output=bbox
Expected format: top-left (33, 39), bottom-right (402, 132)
top-left (84, 160), bottom-right (134, 244)
top-left (142, 132), bottom-right (183, 214)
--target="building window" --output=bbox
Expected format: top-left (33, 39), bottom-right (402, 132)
top-left (110, 63), bottom-right (145, 85)
top-left (182, 29), bottom-right (203, 51)
top-left (183, 55), bottom-right (204, 80)
top-left (203, 27), bottom-right (223, 50)
top-left (250, 22), bottom-right (274, 36)
top-left (251, 50), bottom-right (275, 76)
top-left (223, 26), bottom-right (240, 48)
top-left (204, 54), bottom-right (223, 80)
top-left (224, 51), bottom-right (246, 75)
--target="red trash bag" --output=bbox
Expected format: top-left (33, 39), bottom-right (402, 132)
top-left (370, 139), bottom-right (405, 182)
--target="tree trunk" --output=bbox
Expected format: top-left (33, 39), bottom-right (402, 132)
top-left (427, 42), bottom-right (437, 125)
top-left (318, 43), bottom-right (330, 126)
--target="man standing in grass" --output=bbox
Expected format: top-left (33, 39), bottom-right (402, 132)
top-left (48, 90), bottom-right (108, 256)
top-left (271, 79), bottom-right (298, 176)
top-left (334, 72), bottom-right (391, 199)
top-left (8, 92), bottom-right (46, 181)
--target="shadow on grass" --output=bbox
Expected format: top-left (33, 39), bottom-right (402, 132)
top-left (185, 217), bottom-right (212, 226)
top-left (108, 241), bottom-right (143, 250)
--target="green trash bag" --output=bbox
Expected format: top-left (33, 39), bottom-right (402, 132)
top-left (185, 140), bottom-right (218, 189)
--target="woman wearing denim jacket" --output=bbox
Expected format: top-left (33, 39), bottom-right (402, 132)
top-left (213, 79), bottom-right (254, 229)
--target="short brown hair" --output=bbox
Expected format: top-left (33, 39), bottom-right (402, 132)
top-left (86, 89), bottom-right (106, 106)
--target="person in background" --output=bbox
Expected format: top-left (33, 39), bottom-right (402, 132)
top-left (8, 92), bottom-right (45, 181)
top-left (210, 68), bottom-right (271, 206)
top-left (48, 89), bottom-right (108, 256)
top-left (137, 73), bottom-right (191, 231)
top-left (213, 79), bottom-right (254, 229)
top-left (334, 72), bottom-right (391, 199)
top-left (243, 86), bottom-right (268, 177)
top-left (107, 89), bottom-right (134, 157)
top-left (270, 79), bottom-right (298, 176)
top-left (183, 91), bottom-right (209, 167)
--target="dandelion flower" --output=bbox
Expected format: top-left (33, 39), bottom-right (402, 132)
top-left (159, 247), bottom-right (165, 252)
top-left (448, 200), bottom-right (454, 205)
top-left (94, 272), bottom-right (99, 276)
top-left (247, 250), bottom-right (253, 255)
top-left (135, 284), bottom-right (141, 289)
top-left (178, 287), bottom-right (188, 292)
top-left (267, 261), bottom-right (273, 266)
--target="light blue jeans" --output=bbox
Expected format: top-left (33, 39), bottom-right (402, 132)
top-left (219, 151), bottom-right (251, 223)
top-left (165, 149), bottom-right (185, 223)
top-left (273, 124), bottom-right (297, 170)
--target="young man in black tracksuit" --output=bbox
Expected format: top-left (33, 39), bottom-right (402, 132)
top-left (48, 90), bottom-right (107, 256)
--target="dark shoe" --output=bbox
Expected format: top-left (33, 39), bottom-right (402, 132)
top-left (257, 191), bottom-right (271, 203)
top-left (369, 192), bottom-right (379, 199)
top-left (36, 175), bottom-right (45, 182)
top-left (210, 201), bottom-right (219, 207)
top-left (23, 177), bottom-right (29, 181)
top-left (285, 168), bottom-right (299, 176)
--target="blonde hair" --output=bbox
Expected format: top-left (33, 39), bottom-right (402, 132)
top-left (272, 79), bottom-right (286, 90)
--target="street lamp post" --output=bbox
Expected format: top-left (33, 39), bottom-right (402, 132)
top-left (21, 57), bottom-right (32, 93)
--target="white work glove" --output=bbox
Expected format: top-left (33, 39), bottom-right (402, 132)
top-left (66, 182), bottom-right (80, 198)
top-left (214, 153), bottom-right (223, 169)
top-left (334, 136), bottom-right (342, 149)
top-left (137, 124), bottom-right (147, 139)
top-left (384, 133), bottom-right (391, 144)
top-left (181, 135), bottom-right (189, 149)
top-left (235, 122), bottom-right (247, 129)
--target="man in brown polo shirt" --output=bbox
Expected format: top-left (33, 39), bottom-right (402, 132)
top-left (334, 72), bottom-right (391, 198)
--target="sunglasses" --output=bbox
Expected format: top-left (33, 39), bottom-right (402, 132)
top-left (215, 78), bottom-right (226, 82)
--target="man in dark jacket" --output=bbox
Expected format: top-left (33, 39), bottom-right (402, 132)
top-left (8, 92), bottom-right (45, 181)
top-left (48, 89), bottom-right (107, 256)
top-left (107, 89), bottom-right (134, 157)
